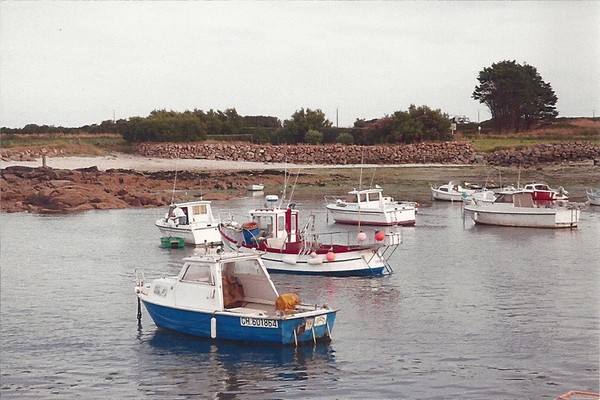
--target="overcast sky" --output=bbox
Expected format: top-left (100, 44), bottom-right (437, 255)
top-left (1, 1), bottom-right (599, 129)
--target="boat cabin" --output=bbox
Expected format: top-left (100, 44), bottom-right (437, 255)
top-left (494, 191), bottom-right (535, 207)
top-left (246, 207), bottom-right (300, 247)
top-left (344, 188), bottom-right (388, 206)
top-left (171, 200), bottom-right (219, 226)
top-left (175, 253), bottom-right (279, 311)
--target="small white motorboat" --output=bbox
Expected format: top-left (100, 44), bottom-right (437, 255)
top-left (155, 200), bottom-right (222, 246)
top-left (431, 181), bottom-right (476, 202)
top-left (462, 188), bottom-right (498, 205)
top-left (325, 186), bottom-right (417, 226)
top-left (135, 251), bottom-right (337, 346)
top-left (586, 187), bottom-right (600, 206)
top-left (464, 191), bottom-right (581, 228)
top-left (246, 184), bottom-right (265, 191)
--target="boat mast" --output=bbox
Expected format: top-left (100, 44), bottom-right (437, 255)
top-left (171, 160), bottom-right (179, 204)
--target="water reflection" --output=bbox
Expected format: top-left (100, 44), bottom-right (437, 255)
top-left (137, 329), bottom-right (336, 399)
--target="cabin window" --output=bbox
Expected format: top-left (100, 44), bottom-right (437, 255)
top-left (192, 204), bottom-right (207, 215)
top-left (359, 193), bottom-right (367, 202)
top-left (223, 259), bottom-right (262, 276)
top-left (345, 194), bottom-right (357, 203)
top-left (182, 264), bottom-right (213, 284)
top-left (368, 192), bottom-right (379, 201)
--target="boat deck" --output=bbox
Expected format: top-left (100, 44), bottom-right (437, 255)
top-left (226, 302), bottom-right (274, 316)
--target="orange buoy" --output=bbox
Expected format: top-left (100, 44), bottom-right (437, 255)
top-left (375, 230), bottom-right (385, 241)
top-left (326, 251), bottom-right (336, 262)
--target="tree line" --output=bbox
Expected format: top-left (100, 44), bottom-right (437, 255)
top-left (2, 60), bottom-right (559, 142)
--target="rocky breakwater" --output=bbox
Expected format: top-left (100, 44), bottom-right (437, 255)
top-left (133, 141), bottom-right (478, 165)
top-left (483, 142), bottom-right (600, 167)
top-left (0, 166), bottom-right (283, 213)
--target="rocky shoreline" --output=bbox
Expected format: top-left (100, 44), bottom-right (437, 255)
top-left (2, 141), bottom-right (599, 214)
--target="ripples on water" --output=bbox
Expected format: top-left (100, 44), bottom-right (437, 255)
top-left (1, 197), bottom-right (599, 399)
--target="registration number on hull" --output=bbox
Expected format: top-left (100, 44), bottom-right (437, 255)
top-left (240, 317), bottom-right (278, 328)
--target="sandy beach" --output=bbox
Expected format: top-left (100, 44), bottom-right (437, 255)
top-left (0, 154), bottom-right (453, 172)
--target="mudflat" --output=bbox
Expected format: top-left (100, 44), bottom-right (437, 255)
top-left (1, 154), bottom-right (598, 213)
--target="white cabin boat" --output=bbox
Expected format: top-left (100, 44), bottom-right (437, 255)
top-left (219, 197), bottom-right (400, 277)
top-left (431, 181), bottom-right (476, 202)
top-left (155, 200), bottom-right (222, 246)
top-left (462, 188), bottom-right (498, 205)
top-left (586, 188), bottom-right (600, 206)
top-left (463, 191), bottom-right (580, 228)
top-left (325, 186), bottom-right (416, 226)
top-left (135, 251), bottom-right (337, 346)
top-left (246, 184), bottom-right (265, 191)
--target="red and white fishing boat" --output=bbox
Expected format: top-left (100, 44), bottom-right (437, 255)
top-left (522, 182), bottom-right (569, 202)
top-left (219, 196), bottom-right (400, 277)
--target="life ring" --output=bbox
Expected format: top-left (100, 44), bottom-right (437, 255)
top-left (242, 221), bottom-right (258, 230)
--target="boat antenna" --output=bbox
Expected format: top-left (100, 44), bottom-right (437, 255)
top-left (287, 169), bottom-right (300, 207)
top-left (369, 167), bottom-right (377, 188)
top-left (359, 150), bottom-right (364, 190)
top-left (171, 160), bottom-right (179, 204)
top-left (279, 163), bottom-right (289, 208)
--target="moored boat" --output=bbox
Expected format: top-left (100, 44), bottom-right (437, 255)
top-left (586, 187), bottom-right (600, 206)
top-left (135, 251), bottom-right (337, 346)
top-left (325, 186), bottom-right (416, 226)
top-left (463, 191), bottom-right (581, 228)
top-left (219, 196), bottom-right (400, 276)
top-left (431, 181), bottom-right (476, 202)
top-left (155, 200), bottom-right (222, 246)
top-left (246, 184), bottom-right (265, 191)
top-left (462, 187), bottom-right (498, 205)
top-left (522, 182), bottom-right (569, 202)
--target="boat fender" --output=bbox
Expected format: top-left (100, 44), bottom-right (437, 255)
top-left (283, 255), bottom-right (297, 265)
top-left (210, 316), bottom-right (217, 339)
top-left (308, 256), bottom-right (323, 265)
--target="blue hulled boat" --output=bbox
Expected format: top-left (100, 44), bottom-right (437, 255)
top-left (135, 251), bottom-right (337, 346)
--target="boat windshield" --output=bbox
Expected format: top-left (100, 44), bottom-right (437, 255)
top-left (181, 263), bottom-right (214, 284)
top-left (222, 259), bottom-right (264, 277)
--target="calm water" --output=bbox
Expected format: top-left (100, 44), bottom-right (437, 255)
top-left (1, 196), bottom-right (599, 399)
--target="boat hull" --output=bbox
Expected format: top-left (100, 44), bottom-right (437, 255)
top-left (326, 205), bottom-right (416, 226)
top-left (464, 204), bottom-right (580, 228)
top-left (156, 221), bottom-right (222, 246)
top-left (140, 299), bottom-right (336, 345)
top-left (220, 230), bottom-right (391, 276)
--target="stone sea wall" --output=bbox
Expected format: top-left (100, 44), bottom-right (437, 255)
top-left (133, 141), bottom-right (478, 165)
top-left (2, 141), bottom-right (599, 167)
top-left (132, 141), bottom-right (599, 167)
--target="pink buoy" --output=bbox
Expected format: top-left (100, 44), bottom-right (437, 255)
top-left (375, 231), bottom-right (385, 241)
top-left (357, 231), bottom-right (367, 242)
top-left (326, 251), bottom-right (336, 262)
